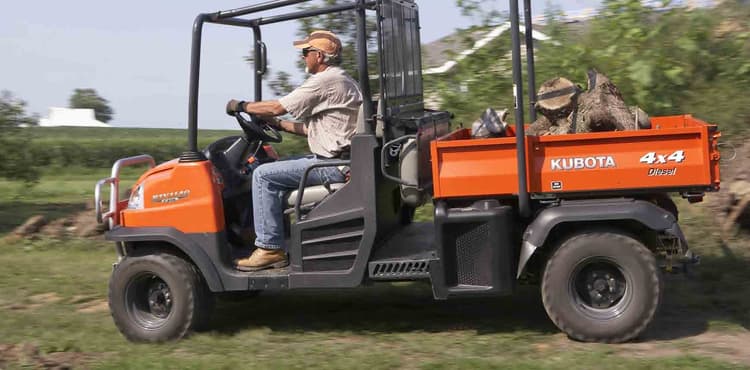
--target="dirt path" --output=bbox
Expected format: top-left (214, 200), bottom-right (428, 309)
top-left (0, 343), bottom-right (93, 369)
top-left (540, 322), bottom-right (750, 365)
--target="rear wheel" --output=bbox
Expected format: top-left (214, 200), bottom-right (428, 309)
top-left (109, 253), bottom-right (213, 342)
top-left (541, 229), bottom-right (661, 343)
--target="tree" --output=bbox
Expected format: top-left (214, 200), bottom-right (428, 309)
top-left (0, 91), bottom-right (39, 182)
top-left (69, 88), bottom-right (114, 123)
top-left (534, 0), bottom-right (750, 135)
top-left (456, 0), bottom-right (505, 26)
top-left (268, 71), bottom-right (296, 97)
top-left (445, 0), bottom-right (750, 135)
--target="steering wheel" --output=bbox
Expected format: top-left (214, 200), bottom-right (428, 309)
top-left (235, 112), bottom-right (283, 143)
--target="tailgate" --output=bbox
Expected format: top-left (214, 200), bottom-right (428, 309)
top-left (431, 115), bottom-right (721, 198)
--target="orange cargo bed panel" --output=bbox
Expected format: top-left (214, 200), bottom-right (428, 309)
top-left (431, 115), bottom-right (720, 199)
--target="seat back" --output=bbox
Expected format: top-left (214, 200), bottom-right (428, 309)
top-left (399, 138), bottom-right (421, 206)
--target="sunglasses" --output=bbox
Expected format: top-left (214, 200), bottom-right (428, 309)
top-left (302, 48), bottom-right (319, 57)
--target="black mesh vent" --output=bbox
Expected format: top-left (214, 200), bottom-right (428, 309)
top-left (455, 222), bottom-right (491, 286)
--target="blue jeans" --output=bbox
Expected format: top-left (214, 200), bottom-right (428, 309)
top-left (252, 156), bottom-right (346, 250)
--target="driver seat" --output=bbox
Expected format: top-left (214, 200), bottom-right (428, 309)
top-left (283, 182), bottom-right (347, 212)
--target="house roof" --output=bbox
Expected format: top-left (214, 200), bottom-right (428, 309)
top-left (421, 23), bottom-right (551, 75)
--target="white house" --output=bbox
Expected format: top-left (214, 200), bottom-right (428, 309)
top-left (39, 107), bottom-right (111, 127)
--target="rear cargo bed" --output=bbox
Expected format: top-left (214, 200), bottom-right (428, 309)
top-left (430, 115), bottom-right (721, 199)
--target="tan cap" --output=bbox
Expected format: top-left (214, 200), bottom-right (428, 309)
top-left (293, 30), bottom-right (342, 55)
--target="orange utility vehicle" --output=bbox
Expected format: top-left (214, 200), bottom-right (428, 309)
top-left (95, 0), bottom-right (720, 343)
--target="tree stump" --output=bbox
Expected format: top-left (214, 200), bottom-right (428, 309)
top-left (527, 70), bottom-right (650, 135)
top-left (536, 77), bottom-right (579, 121)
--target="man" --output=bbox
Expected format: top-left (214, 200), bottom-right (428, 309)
top-left (226, 30), bottom-right (363, 271)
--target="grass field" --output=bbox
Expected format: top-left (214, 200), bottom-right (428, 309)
top-left (1, 238), bottom-right (749, 369)
top-left (2, 168), bottom-right (750, 368)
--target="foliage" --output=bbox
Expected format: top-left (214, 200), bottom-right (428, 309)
top-left (455, 0), bottom-right (505, 26)
top-left (444, 0), bottom-right (750, 137)
top-left (0, 91), bottom-right (39, 183)
top-left (541, 0), bottom-right (750, 136)
top-left (268, 70), bottom-right (295, 97)
top-left (68, 88), bottom-right (114, 123)
top-left (425, 26), bottom-right (514, 126)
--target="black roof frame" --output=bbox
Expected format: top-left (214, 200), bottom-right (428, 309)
top-left (509, 0), bottom-right (536, 218)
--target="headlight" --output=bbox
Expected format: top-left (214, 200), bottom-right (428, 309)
top-left (128, 184), bottom-right (145, 209)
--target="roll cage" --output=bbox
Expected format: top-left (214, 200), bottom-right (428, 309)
top-left (183, 0), bottom-right (540, 217)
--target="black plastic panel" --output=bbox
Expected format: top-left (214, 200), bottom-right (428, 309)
top-left (431, 201), bottom-right (516, 299)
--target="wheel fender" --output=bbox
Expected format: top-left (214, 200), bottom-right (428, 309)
top-left (517, 199), bottom-right (685, 278)
top-left (106, 226), bottom-right (224, 292)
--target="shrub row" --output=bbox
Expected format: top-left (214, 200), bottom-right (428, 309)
top-left (26, 128), bottom-right (309, 168)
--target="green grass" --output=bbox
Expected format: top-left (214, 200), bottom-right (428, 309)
top-left (1, 166), bottom-right (749, 368)
top-left (0, 238), bottom-right (747, 369)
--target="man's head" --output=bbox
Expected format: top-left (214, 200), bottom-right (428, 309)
top-left (294, 30), bottom-right (343, 73)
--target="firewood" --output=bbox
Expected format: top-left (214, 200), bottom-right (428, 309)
top-left (527, 115), bottom-right (552, 136)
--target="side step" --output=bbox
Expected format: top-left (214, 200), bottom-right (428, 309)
top-left (368, 259), bottom-right (432, 280)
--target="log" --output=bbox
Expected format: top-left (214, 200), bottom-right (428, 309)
top-left (570, 70), bottom-right (638, 133)
top-left (12, 215), bottom-right (47, 237)
top-left (527, 115), bottom-right (552, 136)
top-left (527, 70), bottom-right (650, 135)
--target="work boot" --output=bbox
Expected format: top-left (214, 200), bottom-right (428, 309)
top-left (235, 247), bottom-right (288, 272)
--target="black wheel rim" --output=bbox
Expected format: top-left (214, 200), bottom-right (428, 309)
top-left (569, 257), bottom-right (632, 321)
top-left (124, 272), bottom-right (173, 330)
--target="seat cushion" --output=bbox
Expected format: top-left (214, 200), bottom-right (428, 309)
top-left (285, 183), bottom-right (346, 207)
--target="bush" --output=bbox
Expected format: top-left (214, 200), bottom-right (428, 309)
top-left (25, 127), bottom-right (310, 169)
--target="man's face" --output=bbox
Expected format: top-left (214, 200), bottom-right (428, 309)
top-left (301, 48), bottom-right (321, 74)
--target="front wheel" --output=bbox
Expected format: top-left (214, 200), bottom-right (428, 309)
top-left (109, 253), bottom-right (213, 342)
top-left (541, 229), bottom-right (661, 343)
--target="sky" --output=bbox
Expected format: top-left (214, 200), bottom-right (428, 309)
top-left (0, 0), bottom-right (600, 129)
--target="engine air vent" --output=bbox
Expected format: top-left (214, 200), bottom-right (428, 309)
top-left (368, 259), bottom-right (431, 280)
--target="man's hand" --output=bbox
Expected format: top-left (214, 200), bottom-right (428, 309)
top-left (226, 99), bottom-right (246, 116)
